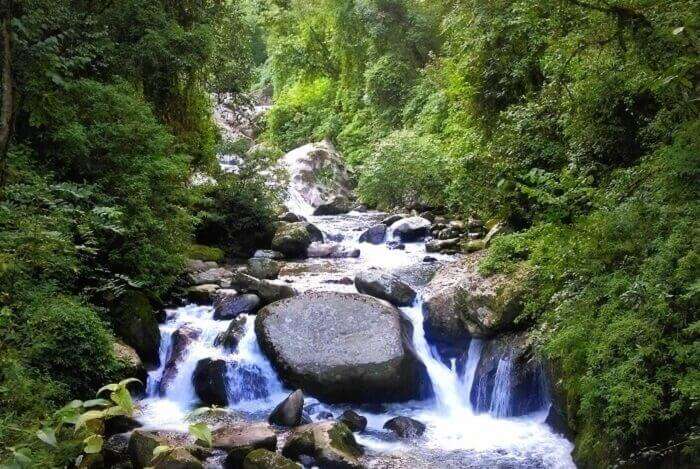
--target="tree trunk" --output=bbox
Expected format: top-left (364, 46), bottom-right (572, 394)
top-left (0, 14), bottom-right (14, 194)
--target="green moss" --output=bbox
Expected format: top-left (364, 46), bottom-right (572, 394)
top-left (188, 244), bottom-right (225, 262)
top-left (328, 423), bottom-right (362, 458)
top-left (243, 448), bottom-right (299, 469)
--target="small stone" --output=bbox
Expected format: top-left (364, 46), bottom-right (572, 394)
top-left (339, 410), bottom-right (367, 432)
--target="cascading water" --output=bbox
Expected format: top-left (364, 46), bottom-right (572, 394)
top-left (136, 179), bottom-right (575, 467)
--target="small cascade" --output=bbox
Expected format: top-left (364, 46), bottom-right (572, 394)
top-left (489, 357), bottom-right (514, 417)
top-left (460, 339), bottom-right (483, 409)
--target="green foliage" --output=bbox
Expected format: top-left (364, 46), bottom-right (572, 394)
top-left (357, 130), bottom-right (450, 209)
top-left (187, 244), bottom-right (225, 263)
top-left (265, 77), bottom-right (339, 150)
top-left (195, 172), bottom-right (278, 258)
top-left (363, 54), bottom-right (414, 111)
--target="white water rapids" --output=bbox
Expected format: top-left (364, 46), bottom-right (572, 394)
top-left (136, 189), bottom-right (575, 468)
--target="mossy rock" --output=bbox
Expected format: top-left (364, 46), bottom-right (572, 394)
top-left (282, 422), bottom-right (362, 468)
top-left (243, 449), bottom-right (300, 469)
top-left (112, 291), bottom-right (161, 367)
top-left (187, 244), bottom-right (225, 262)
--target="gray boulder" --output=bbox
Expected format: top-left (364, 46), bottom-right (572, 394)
top-left (214, 293), bottom-right (261, 320)
top-left (243, 448), bottom-right (299, 469)
top-left (389, 216), bottom-right (431, 242)
top-left (381, 214), bottom-right (405, 226)
top-left (272, 223), bottom-right (312, 258)
top-left (214, 316), bottom-right (248, 350)
top-left (279, 212), bottom-right (304, 223)
top-left (190, 267), bottom-right (233, 286)
top-left (383, 416), bottom-right (426, 439)
top-left (255, 292), bottom-right (428, 403)
top-left (339, 410), bottom-right (367, 432)
top-left (354, 269), bottom-right (416, 307)
top-left (268, 389), bottom-right (304, 427)
top-left (253, 250), bottom-right (284, 260)
top-left (359, 224), bottom-right (387, 244)
top-left (307, 242), bottom-right (360, 259)
top-left (248, 258), bottom-right (282, 280)
top-left (113, 341), bottom-right (147, 386)
top-left (313, 195), bottom-right (353, 216)
top-left (112, 291), bottom-right (161, 367)
top-left (425, 238), bottom-right (460, 253)
top-left (229, 272), bottom-right (297, 305)
top-left (188, 284), bottom-right (219, 304)
top-left (213, 422), bottom-right (277, 469)
top-left (193, 358), bottom-right (228, 406)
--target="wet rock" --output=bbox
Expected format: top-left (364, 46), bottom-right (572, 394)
top-left (213, 422), bottom-right (277, 469)
top-left (423, 256), bottom-right (437, 263)
top-left (279, 212), bottom-right (304, 223)
top-left (359, 224), bottom-right (387, 244)
top-left (128, 430), bottom-right (193, 468)
top-left (113, 341), bottom-right (148, 386)
top-left (381, 214), bottom-right (405, 226)
top-left (214, 294), bottom-right (261, 320)
top-left (112, 291), bottom-right (161, 368)
top-left (159, 326), bottom-right (201, 394)
top-left (353, 204), bottom-right (368, 213)
top-left (215, 316), bottom-right (248, 350)
top-left (255, 292), bottom-right (428, 403)
top-left (387, 241), bottom-right (405, 250)
top-left (186, 259), bottom-right (218, 274)
top-left (468, 217), bottom-right (484, 229)
top-left (425, 238), bottom-right (459, 253)
top-left (313, 195), bottom-right (353, 216)
top-left (282, 421), bottom-right (362, 469)
top-left (462, 239), bottom-right (486, 253)
top-left (229, 272), bottom-right (297, 305)
top-left (272, 223), bottom-right (313, 258)
top-left (323, 277), bottom-right (354, 285)
top-left (339, 410), bottom-right (367, 433)
top-left (188, 284), bottom-right (219, 304)
top-left (253, 250), bottom-right (284, 260)
top-left (437, 227), bottom-right (461, 240)
top-left (354, 269), bottom-right (417, 307)
top-left (307, 242), bottom-right (360, 259)
top-left (193, 358), bottom-right (228, 406)
top-left (423, 253), bottom-right (524, 342)
top-left (105, 414), bottom-right (142, 438)
top-left (248, 258), bottom-right (282, 280)
top-left (389, 216), bottom-right (431, 242)
top-left (269, 389), bottom-right (304, 427)
top-left (470, 333), bottom-right (548, 417)
top-left (190, 267), bottom-right (234, 286)
top-left (419, 211), bottom-right (435, 222)
top-left (104, 433), bottom-right (130, 466)
top-left (302, 223), bottom-right (324, 243)
top-left (243, 448), bottom-right (299, 469)
top-left (154, 447), bottom-right (203, 469)
top-left (383, 416), bottom-right (426, 439)
top-left (315, 411), bottom-right (334, 420)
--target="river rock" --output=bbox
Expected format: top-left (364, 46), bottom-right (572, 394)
top-left (383, 416), bottom-right (426, 439)
top-left (359, 224), bottom-right (387, 244)
top-left (193, 358), bottom-right (228, 406)
top-left (423, 253), bottom-right (524, 343)
top-left (214, 293), bottom-right (261, 320)
top-left (253, 250), bottom-right (284, 260)
top-left (215, 316), bottom-right (248, 350)
top-left (307, 242), bottom-right (360, 259)
top-left (389, 216), bottom-right (431, 242)
top-left (282, 421), bottom-right (362, 469)
top-left (213, 422), bottom-right (277, 469)
top-left (159, 326), bottom-right (201, 395)
top-left (229, 272), bottom-right (297, 305)
top-left (272, 223), bottom-right (312, 258)
top-left (103, 433), bottom-right (130, 466)
top-left (381, 214), bottom-right (405, 226)
top-left (243, 449), bottom-right (299, 469)
top-left (354, 269), bottom-right (416, 307)
top-left (279, 212), bottom-right (304, 223)
top-left (339, 410), bottom-right (367, 432)
top-left (313, 195), bottom-right (353, 216)
top-left (112, 291), bottom-right (161, 367)
top-left (255, 292), bottom-right (428, 403)
top-left (113, 341), bottom-right (148, 386)
top-left (280, 140), bottom-right (354, 210)
top-left (188, 283), bottom-right (219, 304)
top-left (248, 258), bottom-right (282, 280)
top-left (190, 267), bottom-right (233, 286)
top-left (269, 389), bottom-right (304, 427)
top-left (128, 430), bottom-right (194, 468)
top-left (425, 238), bottom-right (460, 253)
top-left (154, 447), bottom-right (203, 469)
top-left (470, 333), bottom-right (547, 417)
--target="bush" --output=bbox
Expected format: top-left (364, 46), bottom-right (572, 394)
top-left (364, 54), bottom-right (414, 111)
top-left (187, 244), bottom-right (225, 262)
top-left (357, 130), bottom-right (451, 209)
top-left (22, 295), bottom-right (119, 399)
top-left (265, 78), bottom-right (340, 150)
top-left (195, 172), bottom-right (278, 257)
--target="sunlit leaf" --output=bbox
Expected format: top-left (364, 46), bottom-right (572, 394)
top-left (83, 434), bottom-right (103, 454)
top-left (188, 423), bottom-right (212, 447)
top-left (36, 428), bottom-right (57, 447)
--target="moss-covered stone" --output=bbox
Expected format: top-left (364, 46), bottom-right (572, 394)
top-left (112, 291), bottom-right (161, 367)
top-left (187, 244), bottom-right (225, 262)
top-left (243, 449), bottom-right (299, 469)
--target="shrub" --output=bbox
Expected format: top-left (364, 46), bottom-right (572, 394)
top-left (195, 172), bottom-right (278, 257)
top-left (22, 295), bottom-right (119, 399)
top-left (364, 54), bottom-right (414, 111)
top-left (357, 130), bottom-right (450, 209)
top-left (187, 244), bottom-right (225, 262)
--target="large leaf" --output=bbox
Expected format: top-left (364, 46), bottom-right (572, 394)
top-left (74, 410), bottom-right (105, 431)
top-left (36, 428), bottom-right (57, 447)
top-left (188, 423), bottom-right (212, 447)
top-left (83, 434), bottom-right (103, 454)
top-left (110, 386), bottom-right (134, 415)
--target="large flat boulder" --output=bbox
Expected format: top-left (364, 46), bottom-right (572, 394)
top-left (255, 292), bottom-right (428, 403)
top-left (389, 216), bottom-right (431, 242)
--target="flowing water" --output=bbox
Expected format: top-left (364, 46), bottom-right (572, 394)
top-left (137, 185), bottom-right (575, 468)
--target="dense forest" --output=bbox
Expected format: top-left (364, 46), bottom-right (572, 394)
top-left (0, 1), bottom-right (697, 468)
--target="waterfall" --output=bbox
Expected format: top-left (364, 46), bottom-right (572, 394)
top-left (461, 339), bottom-right (483, 409)
top-left (489, 357), bottom-right (514, 417)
